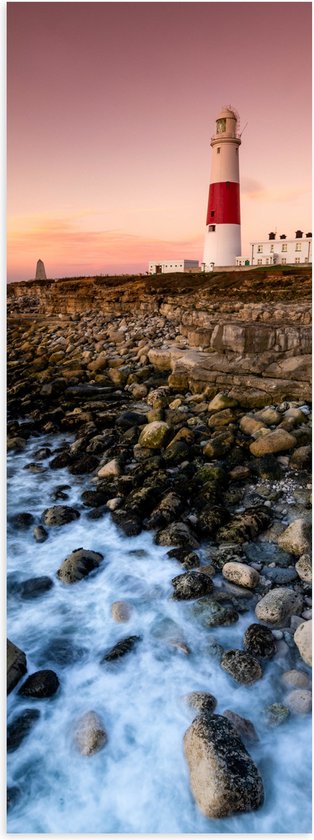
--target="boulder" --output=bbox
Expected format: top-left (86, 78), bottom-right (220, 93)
top-left (18, 669), bottom-right (60, 698)
top-left (217, 507), bottom-right (271, 544)
top-left (294, 620), bottom-right (312, 667)
top-left (264, 703), bottom-right (290, 727)
top-left (11, 512), bottom-right (34, 530)
top-left (138, 421), bottom-right (170, 449)
top-left (243, 624), bottom-right (276, 659)
top-left (42, 505), bottom-right (80, 526)
top-left (277, 519), bottom-right (311, 557)
top-left (73, 711), bottom-right (108, 756)
top-left (14, 576), bottom-right (54, 599)
top-left (7, 709), bottom-right (41, 752)
top-left (7, 639), bottom-right (27, 694)
top-left (295, 554), bottom-right (312, 584)
top-left (281, 669), bottom-right (311, 689)
top-left (222, 562), bottom-right (260, 590)
top-left (185, 692), bottom-right (217, 715)
top-left (33, 525), bottom-right (48, 543)
top-left (57, 548), bottom-right (104, 584)
top-left (155, 521), bottom-right (199, 549)
top-left (239, 416), bottom-right (266, 437)
top-left (250, 429), bottom-right (297, 457)
top-left (166, 548), bottom-right (200, 569)
top-left (193, 598), bottom-right (239, 627)
top-left (221, 650), bottom-right (262, 685)
top-left (222, 710), bottom-right (258, 743)
top-left (101, 636), bottom-right (141, 662)
top-left (171, 572), bottom-right (213, 600)
top-left (255, 588), bottom-right (303, 625)
top-left (111, 601), bottom-right (132, 622)
top-left (183, 714), bottom-right (264, 818)
top-left (207, 392), bottom-right (238, 412)
top-left (97, 458), bottom-right (122, 478)
top-left (285, 689), bottom-right (312, 715)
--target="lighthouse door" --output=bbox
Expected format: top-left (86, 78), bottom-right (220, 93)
top-left (155, 264), bottom-right (162, 274)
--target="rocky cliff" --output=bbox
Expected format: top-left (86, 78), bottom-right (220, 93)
top-left (7, 266), bottom-right (311, 402)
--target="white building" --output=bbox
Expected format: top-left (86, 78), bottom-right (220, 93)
top-left (236, 230), bottom-right (312, 267)
top-left (149, 260), bottom-right (199, 274)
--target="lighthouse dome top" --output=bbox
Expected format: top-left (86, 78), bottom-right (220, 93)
top-left (217, 107), bottom-right (237, 120)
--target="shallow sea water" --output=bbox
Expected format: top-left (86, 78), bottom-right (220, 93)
top-left (7, 436), bottom-right (312, 833)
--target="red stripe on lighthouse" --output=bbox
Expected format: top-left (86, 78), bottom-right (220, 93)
top-left (206, 181), bottom-right (240, 226)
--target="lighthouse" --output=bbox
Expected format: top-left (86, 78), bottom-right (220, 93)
top-left (203, 107), bottom-right (241, 270)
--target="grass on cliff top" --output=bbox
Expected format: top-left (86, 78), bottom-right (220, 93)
top-left (8, 264), bottom-right (311, 303)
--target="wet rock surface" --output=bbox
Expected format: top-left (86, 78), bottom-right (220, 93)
top-left (73, 711), bottom-right (108, 756)
top-left (18, 669), bottom-right (60, 698)
top-left (184, 714), bottom-right (264, 818)
top-left (57, 548), bottom-right (104, 584)
top-left (221, 650), bottom-right (263, 685)
top-left (7, 709), bottom-right (41, 752)
top-left (7, 639), bottom-right (27, 694)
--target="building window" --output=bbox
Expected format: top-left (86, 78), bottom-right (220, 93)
top-left (266, 258), bottom-right (269, 264)
top-left (217, 148), bottom-right (221, 154)
top-left (305, 257), bottom-right (309, 263)
top-left (270, 244), bottom-right (274, 252)
top-left (211, 210), bottom-right (215, 217)
top-left (208, 225), bottom-right (216, 232)
top-left (281, 257), bottom-right (286, 264)
top-left (257, 259), bottom-right (262, 265)
top-left (295, 257), bottom-right (300, 263)
top-left (282, 244), bottom-right (287, 252)
top-left (295, 242), bottom-right (302, 251)
top-left (257, 245), bottom-right (263, 253)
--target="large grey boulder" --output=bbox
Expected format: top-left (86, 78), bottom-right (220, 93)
top-left (222, 562), bottom-right (260, 589)
top-left (7, 639), bottom-right (27, 694)
top-left (277, 519), bottom-right (311, 557)
top-left (73, 711), bottom-right (107, 756)
top-left (255, 588), bottom-right (303, 625)
top-left (184, 714), bottom-right (264, 818)
top-left (57, 548), bottom-right (104, 584)
top-left (294, 620), bottom-right (312, 667)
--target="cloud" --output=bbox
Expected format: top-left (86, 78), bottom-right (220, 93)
top-left (7, 214), bottom-right (203, 279)
top-left (241, 178), bottom-right (310, 203)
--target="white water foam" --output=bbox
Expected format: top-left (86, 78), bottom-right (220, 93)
top-left (7, 437), bottom-right (312, 833)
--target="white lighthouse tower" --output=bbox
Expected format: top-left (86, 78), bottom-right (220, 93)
top-left (203, 106), bottom-right (241, 270)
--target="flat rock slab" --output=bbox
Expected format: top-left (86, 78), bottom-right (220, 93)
top-left (184, 714), bottom-right (264, 818)
top-left (7, 639), bottom-right (27, 694)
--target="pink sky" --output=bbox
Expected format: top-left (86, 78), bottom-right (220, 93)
top-left (7, 2), bottom-right (312, 281)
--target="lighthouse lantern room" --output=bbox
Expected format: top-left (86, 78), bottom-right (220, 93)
top-left (203, 107), bottom-right (241, 270)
